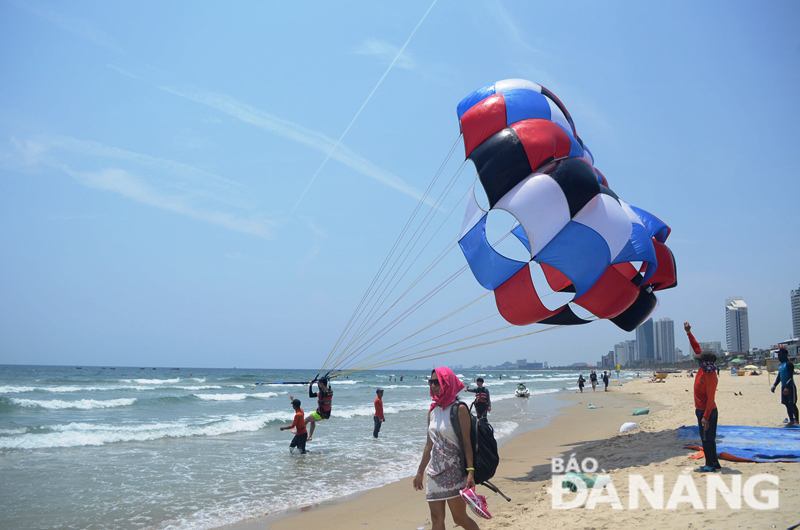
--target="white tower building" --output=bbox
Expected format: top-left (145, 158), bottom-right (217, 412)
top-left (725, 296), bottom-right (750, 353)
top-left (791, 285), bottom-right (800, 339)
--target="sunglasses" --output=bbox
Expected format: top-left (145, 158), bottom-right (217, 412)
top-left (428, 378), bottom-right (440, 387)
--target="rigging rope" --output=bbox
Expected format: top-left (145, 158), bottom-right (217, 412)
top-left (320, 135), bottom-right (462, 371)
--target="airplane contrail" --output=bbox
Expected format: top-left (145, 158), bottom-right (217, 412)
top-left (290, 0), bottom-right (438, 216)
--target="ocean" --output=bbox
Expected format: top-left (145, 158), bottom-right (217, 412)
top-left (0, 364), bottom-right (632, 529)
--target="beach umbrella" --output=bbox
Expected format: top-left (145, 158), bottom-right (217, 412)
top-left (730, 358), bottom-right (745, 363)
top-left (744, 365), bottom-right (759, 370)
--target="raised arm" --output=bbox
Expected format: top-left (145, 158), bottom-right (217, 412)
top-left (684, 322), bottom-right (702, 355)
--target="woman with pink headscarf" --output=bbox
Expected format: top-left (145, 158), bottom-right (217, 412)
top-left (413, 367), bottom-right (480, 530)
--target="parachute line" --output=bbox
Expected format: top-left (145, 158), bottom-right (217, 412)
top-left (290, 0), bottom-right (439, 216)
top-left (320, 135), bottom-right (462, 372)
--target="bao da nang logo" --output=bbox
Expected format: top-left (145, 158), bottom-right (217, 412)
top-left (548, 455), bottom-right (779, 510)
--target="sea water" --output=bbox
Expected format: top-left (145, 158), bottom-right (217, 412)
top-left (0, 365), bottom-right (632, 529)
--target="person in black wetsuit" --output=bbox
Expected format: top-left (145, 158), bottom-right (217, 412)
top-left (305, 377), bottom-right (333, 441)
top-left (602, 371), bottom-right (610, 391)
top-left (465, 377), bottom-right (491, 419)
top-left (771, 348), bottom-right (798, 426)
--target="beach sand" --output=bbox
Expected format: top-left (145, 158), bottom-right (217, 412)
top-left (226, 371), bottom-right (799, 529)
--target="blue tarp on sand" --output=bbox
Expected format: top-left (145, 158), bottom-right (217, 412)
top-left (678, 425), bottom-right (800, 463)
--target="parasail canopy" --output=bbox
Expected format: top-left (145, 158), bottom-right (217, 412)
top-left (457, 79), bottom-right (676, 332)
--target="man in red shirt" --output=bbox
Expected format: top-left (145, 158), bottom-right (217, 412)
top-left (685, 321), bottom-right (721, 472)
top-left (280, 399), bottom-right (307, 454)
top-left (373, 388), bottom-right (385, 438)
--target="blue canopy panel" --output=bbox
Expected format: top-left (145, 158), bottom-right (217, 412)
top-left (612, 222), bottom-right (658, 282)
top-left (511, 224), bottom-right (530, 253)
top-left (533, 221), bottom-right (611, 298)
top-left (457, 79), bottom-right (544, 120)
top-left (503, 89), bottom-right (552, 125)
top-left (458, 213), bottom-right (528, 290)
top-left (457, 84), bottom-right (498, 121)
top-left (582, 145), bottom-right (595, 168)
top-left (630, 205), bottom-right (670, 243)
top-left (499, 89), bottom-right (584, 159)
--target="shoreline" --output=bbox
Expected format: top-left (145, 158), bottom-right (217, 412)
top-left (226, 373), bottom-right (800, 529)
top-left (224, 381), bottom-right (651, 530)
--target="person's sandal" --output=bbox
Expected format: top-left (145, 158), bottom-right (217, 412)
top-left (694, 465), bottom-right (717, 473)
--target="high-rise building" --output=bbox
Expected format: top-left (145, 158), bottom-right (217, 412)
top-left (614, 340), bottom-right (636, 367)
top-left (726, 296), bottom-right (750, 353)
top-left (698, 341), bottom-right (723, 357)
top-left (636, 318), bottom-right (655, 361)
top-left (791, 285), bottom-right (800, 339)
top-left (654, 318), bottom-right (675, 363)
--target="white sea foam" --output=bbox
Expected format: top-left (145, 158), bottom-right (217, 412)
top-left (194, 392), bottom-right (278, 401)
top-left (121, 378), bottom-right (182, 385)
top-left (332, 399), bottom-right (430, 418)
top-left (0, 385), bottom-right (37, 393)
top-left (10, 398), bottom-right (137, 410)
top-left (0, 427), bottom-right (27, 435)
top-left (0, 411), bottom-right (287, 450)
top-left (492, 420), bottom-right (519, 439)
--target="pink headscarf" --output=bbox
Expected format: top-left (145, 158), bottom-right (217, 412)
top-left (429, 366), bottom-right (465, 411)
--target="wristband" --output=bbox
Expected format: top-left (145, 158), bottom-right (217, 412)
top-left (466, 467), bottom-right (475, 471)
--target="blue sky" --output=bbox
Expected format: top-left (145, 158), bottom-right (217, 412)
top-left (1, 1), bottom-right (798, 369)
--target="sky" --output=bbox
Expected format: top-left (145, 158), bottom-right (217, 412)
top-left (1, 1), bottom-right (798, 370)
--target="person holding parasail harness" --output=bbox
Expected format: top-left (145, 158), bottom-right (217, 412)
top-left (305, 377), bottom-right (333, 441)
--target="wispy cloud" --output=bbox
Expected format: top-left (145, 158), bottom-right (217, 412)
top-left (106, 64), bottom-right (139, 80)
top-left (295, 218), bottom-right (327, 277)
top-left (159, 86), bottom-right (429, 205)
top-left (354, 39), bottom-right (415, 69)
top-left (10, 0), bottom-right (123, 55)
top-left (489, 1), bottom-right (616, 163)
top-left (9, 135), bottom-right (277, 239)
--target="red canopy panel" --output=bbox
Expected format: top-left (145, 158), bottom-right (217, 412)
top-left (494, 267), bottom-right (564, 325)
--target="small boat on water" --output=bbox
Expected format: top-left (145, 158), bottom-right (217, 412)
top-left (515, 384), bottom-right (530, 398)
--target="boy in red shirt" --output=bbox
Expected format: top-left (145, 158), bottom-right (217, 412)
top-left (373, 388), bottom-right (385, 438)
top-left (685, 321), bottom-right (720, 472)
top-left (280, 399), bottom-right (307, 454)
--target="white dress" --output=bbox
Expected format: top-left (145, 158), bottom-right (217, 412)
top-left (425, 403), bottom-right (467, 501)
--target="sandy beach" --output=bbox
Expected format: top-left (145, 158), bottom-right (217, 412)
top-left (227, 371), bottom-right (799, 530)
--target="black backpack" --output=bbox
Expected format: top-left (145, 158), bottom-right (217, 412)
top-left (450, 400), bottom-right (510, 501)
